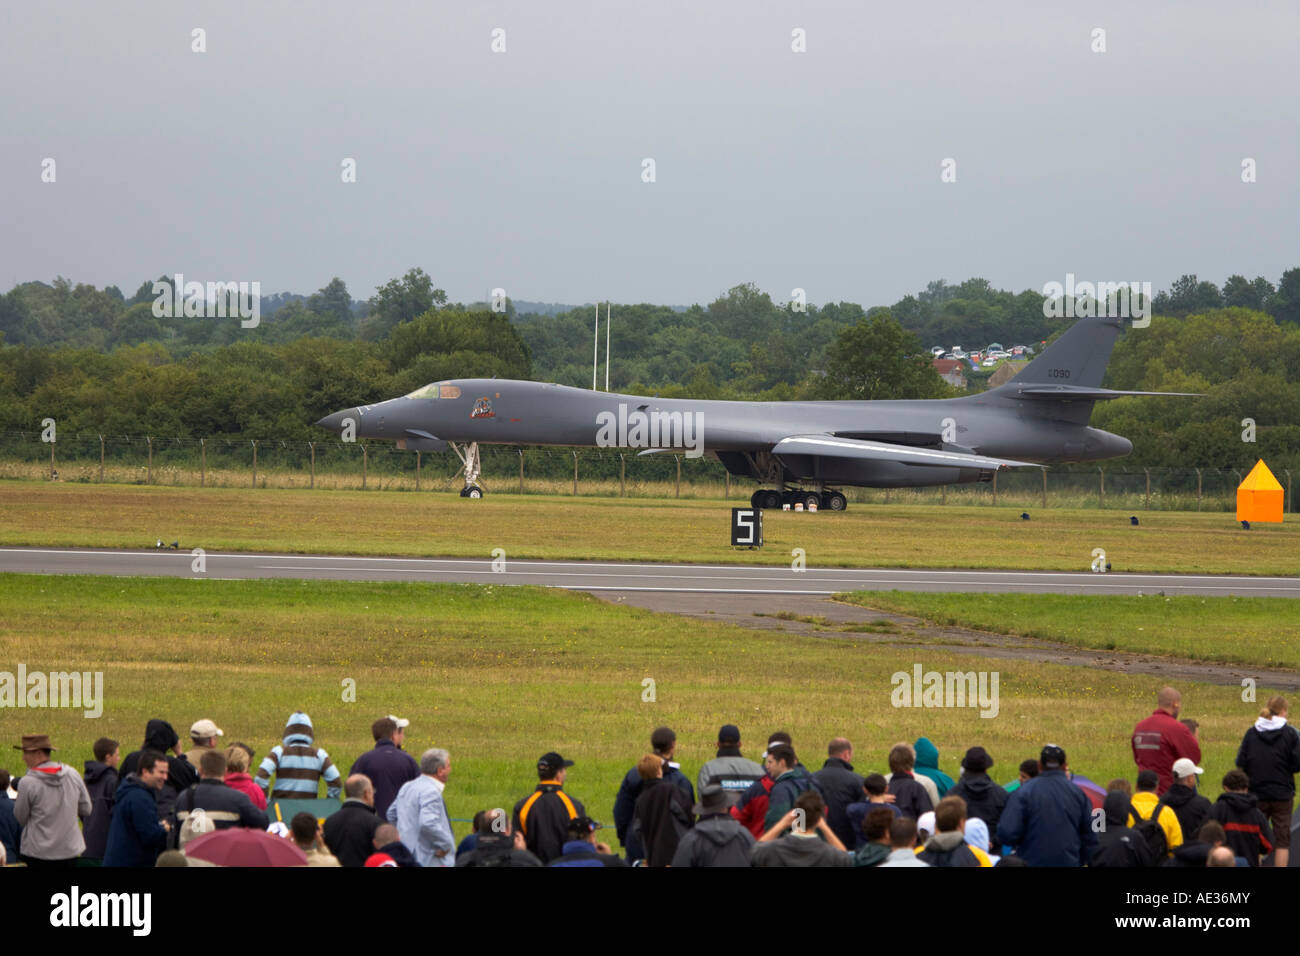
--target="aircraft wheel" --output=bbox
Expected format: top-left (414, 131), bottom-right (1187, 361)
top-left (749, 490), bottom-right (764, 509)
top-left (461, 485), bottom-right (484, 499)
top-left (796, 492), bottom-right (821, 511)
top-left (758, 489), bottom-right (782, 510)
top-left (823, 491), bottom-right (848, 511)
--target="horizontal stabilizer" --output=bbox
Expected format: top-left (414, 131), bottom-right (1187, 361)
top-left (773, 435), bottom-right (1038, 470)
top-left (1012, 385), bottom-right (1202, 401)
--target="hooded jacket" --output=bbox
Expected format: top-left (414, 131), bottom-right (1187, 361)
top-left (948, 771), bottom-right (1009, 836)
top-left (1161, 782), bottom-right (1211, 843)
top-left (102, 773), bottom-right (168, 867)
top-left (81, 760), bottom-right (119, 859)
top-left (764, 765), bottom-right (820, 832)
top-left (455, 832), bottom-right (544, 867)
top-left (913, 738), bottom-right (955, 798)
top-left (731, 775), bottom-right (775, 838)
top-left (670, 812), bottom-right (756, 867)
top-left (0, 791), bottom-right (21, 862)
top-left (614, 758), bottom-right (693, 859)
top-left (120, 719), bottom-right (200, 820)
top-left (1209, 791), bottom-right (1273, 866)
top-left (1236, 716), bottom-right (1300, 801)
top-left (256, 712), bottom-right (341, 799)
top-left (996, 769), bottom-right (1096, 867)
top-left (634, 776), bottom-right (694, 866)
top-left (224, 772), bottom-right (267, 810)
top-left (812, 757), bottom-right (865, 849)
top-left (918, 830), bottom-right (982, 867)
top-left (853, 841), bottom-right (891, 867)
top-left (14, 762), bottom-right (92, 861)
top-left (752, 832), bottom-right (852, 867)
top-left (1090, 792), bottom-right (1154, 868)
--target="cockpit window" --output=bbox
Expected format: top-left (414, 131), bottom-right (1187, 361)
top-left (439, 384), bottom-right (461, 399)
top-left (405, 383), bottom-right (440, 399)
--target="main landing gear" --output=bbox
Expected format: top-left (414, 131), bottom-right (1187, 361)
top-left (449, 441), bottom-right (485, 498)
top-left (749, 487), bottom-right (848, 511)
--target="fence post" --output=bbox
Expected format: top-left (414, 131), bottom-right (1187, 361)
top-left (252, 440), bottom-right (258, 487)
top-left (572, 450), bottom-right (578, 496)
top-left (941, 483), bottom-right (946, 505)
top-left (50, 436), bottom-right (56, 480)
top-left (1287, 469), bottom-right (1293, 514)
top-left (362, 444), bottom-right (368, 490)
top-left (1144, 467), bottom-right (1150, 510)
top-left (416, 450), bottom-right (422, 491)
top-left (309, 442), bottom-right (315, 488)
top-left (725, 472), bottom-right (730, 499)
top-left (147, 437), bottom-right (153, 484)
top-left (1231, 470), bottom-right (1242, 513)
top-left (1196, 468), bottom-right (1202, 511)
top-left (99, 435), bottom-right (105, 483)
top-left (675, 456), bottom-right (681, 499)
top-left (519, 449), bottom-right (524, 494)
top-left (991, 471), bottom-right (997, 506)
top-left (620, 454), bottom-right (625, 498)
top-left (1098, 467), bottom-right (1104, 508)
top-left (1041, 468), bottom-right (1047, 508)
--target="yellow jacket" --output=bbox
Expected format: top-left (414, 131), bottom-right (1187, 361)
top-left (1128, 791), bottom-right (1183, 855)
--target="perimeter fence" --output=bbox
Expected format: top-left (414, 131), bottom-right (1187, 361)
top-left (0, 431), bottom-right (1291, 513)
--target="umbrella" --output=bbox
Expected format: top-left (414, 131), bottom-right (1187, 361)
top-left (185, 827), bottom-right (309, 867)
top-left (1069, 773), bottom-right (1108, 811)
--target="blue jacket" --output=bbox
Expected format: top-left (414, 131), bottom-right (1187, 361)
top-left (103, 775), bottom-right (169, 867)
top-left (997, 769), bottom-right (1097, 867)
top-left (350, 740), bottom-right (419, 821)
top-left (614, 760), bottom-right (693, 859)
top-left (0, 793), bottom-right (21, 862)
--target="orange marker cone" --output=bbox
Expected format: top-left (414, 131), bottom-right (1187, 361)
top-left (1237, 460), bottom-right (1284, 523)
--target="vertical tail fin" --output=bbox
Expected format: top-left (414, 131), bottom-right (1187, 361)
top-left (992, 317), bottom-right (1124, 391)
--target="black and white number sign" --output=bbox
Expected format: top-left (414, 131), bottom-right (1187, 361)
top-left (731, 508), bottom-right (763, 548)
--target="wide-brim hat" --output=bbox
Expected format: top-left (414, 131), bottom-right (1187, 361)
top-left (14, 734), bottom-right (56, 752)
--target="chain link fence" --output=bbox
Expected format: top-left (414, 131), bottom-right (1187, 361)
top-left (0, 431), bottom-right (1291, 511)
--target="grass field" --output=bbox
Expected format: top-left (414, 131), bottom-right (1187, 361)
top-left (838, 591), bottom-right (1300, 669)
top-left (2, 480), bottom-right (1297, 575)
top-left (0, 573), bottom-right (1280, 846)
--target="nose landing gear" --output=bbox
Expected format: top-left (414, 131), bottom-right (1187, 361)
top-left (449, 441), bottom-right (485, 499)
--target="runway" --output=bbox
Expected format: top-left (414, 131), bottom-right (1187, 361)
top-left (2, 547), bottom-right (1299, 597)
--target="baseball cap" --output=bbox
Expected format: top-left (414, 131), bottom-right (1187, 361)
top-left (190, 719), bottom-right (224, 739)
top-left (717, 724), bottom-right (740, 744)
top-left (537, 752), bottom-right (575, 777)
top-left (1172, 757), bottom-right (1204, 778)
top-left (565, 815), bottom-right (599, 836)
top-left (1040, 744), bottom-right (1066, 769)
top-left (386, 715), bottom-right (410, 729)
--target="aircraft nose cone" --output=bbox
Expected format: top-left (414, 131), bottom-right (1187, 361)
top-left (315, 409), bottom-right (353, 433)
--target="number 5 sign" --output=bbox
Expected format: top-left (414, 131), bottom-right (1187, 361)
top-left (731, 508), bottom-right (763, 548)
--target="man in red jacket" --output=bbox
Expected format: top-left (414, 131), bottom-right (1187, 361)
top-left (1132, 686), bottom-right (1202, 795)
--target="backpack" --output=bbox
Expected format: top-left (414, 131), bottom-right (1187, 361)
top-left (1129, 798), bottom-right (1169, 863)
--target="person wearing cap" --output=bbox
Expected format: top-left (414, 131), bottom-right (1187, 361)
top-left (513, 752), bottom-right (585, 864)
top-left (184, 718), bottom-right (224, 771)
top-left (1161, 758), bottom-right (1211, 844)
top-left (549, 815), bottom-right (628, 867)
top-left (812, 737), bottom-right (865, 849)
top-left (613, 727), bottom-right (693, 861)
top-left (670, 784), bottom-right (756, 867)
top-left (996, 744), bottom-right (1097, 866)
top-left (351, 716), bottom-right (419, 821)
top-left (1131, 686), bottom-right (1201, 795)
top-left (947, 746), bottom-right (1009, 837)
top-left (731, 732), bottom-right (791, 838)
top-left (696, 724), bottom-right (764, 809)
top-left (1235, 694), bottom-right (1300, 868)
top-left (387, 747), bottom-right (455, 867)
top-left (12, 734), bottom-right (93, 866)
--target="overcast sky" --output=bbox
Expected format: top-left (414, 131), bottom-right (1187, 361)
top-left (2, 0), bottom-right (1297, 308)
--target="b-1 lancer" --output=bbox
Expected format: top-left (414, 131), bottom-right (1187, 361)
top-left (316, 315), bottom-right (1193, 510)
